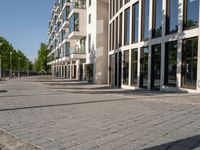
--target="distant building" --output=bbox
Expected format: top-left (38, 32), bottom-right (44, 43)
top-left (47, 0), bottom-right (109, 84)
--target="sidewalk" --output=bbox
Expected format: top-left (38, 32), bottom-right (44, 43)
top-left (0, 129), bottom-right (42, 150)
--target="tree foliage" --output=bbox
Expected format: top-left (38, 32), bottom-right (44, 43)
top-left (33, 43), bottom-right (49, 73)
top-left (0, 36), bottom-right (32, 76)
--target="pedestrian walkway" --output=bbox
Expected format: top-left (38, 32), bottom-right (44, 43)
top-left (0, 76), bottom-right (200, 150)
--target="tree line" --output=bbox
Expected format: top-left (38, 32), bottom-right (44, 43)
top-left (0, 36), bottom-right (49, 77)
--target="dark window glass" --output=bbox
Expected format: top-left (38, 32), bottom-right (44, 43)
top-left (88, 34), bottom-right (91, 53)
top-left (123, 50), bottom-right (129, 85)
top-left (119, 13), bottom-right (122, 47)
top-left (89, 0), bottom-right (91, 6)
top-left (131, 49), bottom-right (138, 85)
top-left (182, 37), bottom-right (198, 89)
top-left (112, 22), bottom-right (115, 49)
top-left (132, 2), bottom-right (139, 43)
top-left (110, 0), bottom-right (112, 18)
top-left (88, 14), bottom-right (91, 24)
top-left (113, 0), bottom-right (115, 16)
top-left (151, 44), bottom-right (161, 90)
top-left (120, 0), bottom-right (123, 8)
top-left (125, 0), bottom-right (130, 4)
top-left (152, 0), bottom-right (162, 38)
top-left (116, 18), bottom-right (119, 49)
top-left (69, 13), bottom-right (79, 33)
top-left (140, 47), bottom-right (149, 88)
top-left (142, 0), bottom-right (150, 40)
top-left (124, 8), bottom-right (130, 45)
top-left (165, 41), bottom-right (177, 86)
top-left (166, 0), bottom-right (178, 34)
top-left (184, 0), bottom-right (199, 29)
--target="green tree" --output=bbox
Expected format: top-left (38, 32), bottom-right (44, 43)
top-left (0, 36), bottom-right (32, 77)
top-left (33, 43), bottom-right (49, 73)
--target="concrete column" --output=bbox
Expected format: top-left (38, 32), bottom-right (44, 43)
top-left (160, 43), bottom-right (165, 89)
top-left (177, 0), bottom-right (184, 89)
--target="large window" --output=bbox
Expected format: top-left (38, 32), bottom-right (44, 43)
top-left (152, 0), bottom-right (162, 38)
top-left (184, 0), bottom-right (199, 29)
top-left (151, 44), bottom-right (161, 89)
top-left (131, 49), bottom-right (138, 85)
top-left (182, 37), bottom-right (198, 89)
top-left (123, 50), bottom-right (129, 85)
top-left (88, 34), bottom-right (91, 53)
top-left (69, 13), bottom-right (79, 33)
top-left (142, 0), bottom-right (150, 40)
top-left (116, 17), bottom-right (119, 49)
top-left (124, 8), bottom-right (130, 45)
top-left (165, 41), bottom-right (177, 86)
top-left (132, 2), bottom-right (139, 43)
top-left (140, 47), bottom-right (149, 88)
top-left (166, 0), bottom-right (178, 34)
top-left (119, 13), bottom-right (123, 47)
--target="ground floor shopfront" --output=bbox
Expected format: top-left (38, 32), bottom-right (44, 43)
top-left (49, 59), bottom-right (86, 81)
top-left (109, 36), bottom-right (200, 92)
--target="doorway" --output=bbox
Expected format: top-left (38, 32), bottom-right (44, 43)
top-left (151, 44), bottom-right (161, 90)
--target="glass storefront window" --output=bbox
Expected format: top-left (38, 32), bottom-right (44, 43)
top-left (132, 2), bottom-right (139, 43)
top-left (123, 50), bottom-right (129, 85)
top-left (166, 0), bottom-right (178, 34)
top-left (140, 47), bottom-right (149, 88)
top-left (165, 41), bottom-right (177, 86)
top-left (182, 37), bottom-right (198, 89)
top-left (124, 8), bottom-right (130, 45)
top-left (142, 0), bottom-right (150, 40)
top-left (184, 0), bottom-right (199, 29)
top-left (152, 0), bottom-right (162, 38)
top-left (131, 49), bottom-right (138, 85)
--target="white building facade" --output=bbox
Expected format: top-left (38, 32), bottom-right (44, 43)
top-left (108, 0), bottom-right (200, 92)
top-left (47, 0), bottom-right (109, 84)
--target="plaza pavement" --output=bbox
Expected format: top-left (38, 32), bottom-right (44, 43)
top-left (0, 76), bottom-right (200, 150)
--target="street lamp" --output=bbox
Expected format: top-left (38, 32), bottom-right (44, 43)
top-left (0, 42), bottom-right (3, 80)
top-left (9, 51), bottom-right (12, 78)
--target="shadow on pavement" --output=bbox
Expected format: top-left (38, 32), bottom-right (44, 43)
top-left (143, 135), bottom-right (200, 150)
top-left (0, 98), bottom-right (135, 112)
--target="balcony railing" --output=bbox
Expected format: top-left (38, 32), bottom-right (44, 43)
top-left (70, 1), bottom-right (86, 11)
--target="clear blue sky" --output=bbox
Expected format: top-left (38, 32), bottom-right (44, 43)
top-left (0, 0), bottom-right (55, 61)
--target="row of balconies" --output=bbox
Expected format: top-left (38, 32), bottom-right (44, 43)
top-left (47, 0), bottom-right (87, 65)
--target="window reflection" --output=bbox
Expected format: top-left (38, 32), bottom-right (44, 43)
top-left (123, 50), bottom-right (129, 85)
top-left (166, 0), bottom-right (178, 34)
top-left (152, 0), bottom-right (162, 38)
top-left (184, 0), bottom-right (199, 29)
top-left (165, 41), bottom-right (177, 86)
top-left (182, 37), bottom-right (198, 89)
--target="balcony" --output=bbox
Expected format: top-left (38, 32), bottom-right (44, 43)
top-left (68, 1), bottom-right (86, 40)
top-left (69, 47), bottom-right (86, 60)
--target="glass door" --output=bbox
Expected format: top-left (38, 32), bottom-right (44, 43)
top-left (182, 37), bottom-right (198, 89)
top-left (151, 44), bottom-right (161, 90)
top-left (140, 47), bottom-right (149, 88)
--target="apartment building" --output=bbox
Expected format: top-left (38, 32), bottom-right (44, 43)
top-left (108, 0), bottom-right (200, 92)
top-left (47, 0), bottom-right (109, 84)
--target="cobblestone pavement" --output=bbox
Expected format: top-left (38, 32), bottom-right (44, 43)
top-left (0, 77), bottom-right (200, 150)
